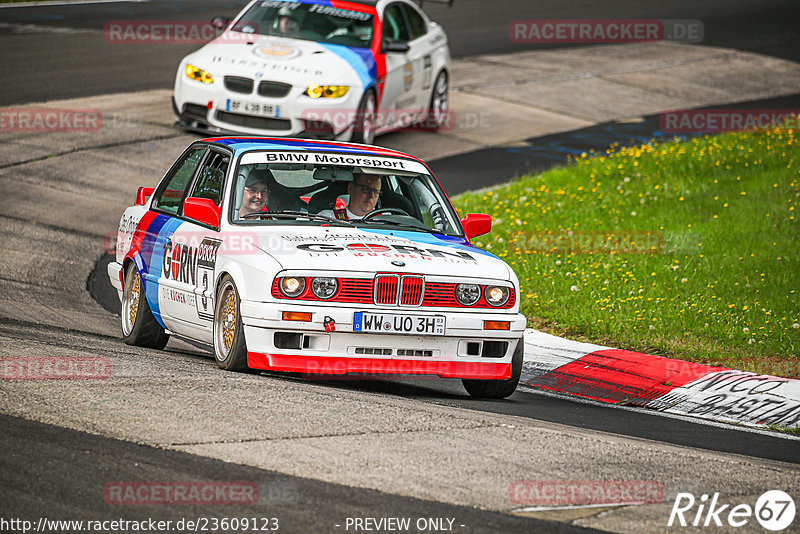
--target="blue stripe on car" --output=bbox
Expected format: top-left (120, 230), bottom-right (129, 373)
top-left (355, 228), bottom-right (499, 258)
top-left (142, 217), bottom-right (184, 327)
top-left (218, 140), bottom-right (383, 156)
top-left (319, 43), bottom-right (375, 90)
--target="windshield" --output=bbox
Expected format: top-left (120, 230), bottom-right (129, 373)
top-left (231, 151), bottom-right (462, 236)
top-left (232, 1), bottom-right (374, 48)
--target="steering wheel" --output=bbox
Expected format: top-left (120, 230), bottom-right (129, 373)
top-left (360, 207), bottom-right (409, 220)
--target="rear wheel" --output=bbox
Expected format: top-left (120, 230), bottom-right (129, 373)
top-left (462, 338), bottom-right (523, 399)
top-left (351, 90), bottom-right (376, 145)
top-left (213, 275), bottom-right (250, 372)
top-left (121, 263), bottom-right (169, 349)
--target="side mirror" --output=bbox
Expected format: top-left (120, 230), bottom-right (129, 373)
top-left (211, 17), bottom-right (231, 30)
top-left (461, 213), bottom-right (492, 240)
top-left (135, 187), bottom-right (155, 206)
top-left (382, 38), bottom-right (410, 54)
top-left (184, 197), bottom-right (221, 228)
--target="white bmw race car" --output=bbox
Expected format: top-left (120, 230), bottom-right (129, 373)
top-left (109, 138), bottom-right (525, 398)
top-left (172, 0), bottom-right (451, 145)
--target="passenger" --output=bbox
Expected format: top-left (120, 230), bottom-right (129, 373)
top-left (238, 169), bottom-right (271, 218)
top-left (318, 173), bottom-right (381, 220)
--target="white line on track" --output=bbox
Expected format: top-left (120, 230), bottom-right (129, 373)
top-left (0, 21), bottom-right (99, 33)
top-left (512, 503), bottom-right (628, 513)
top-left (0, 0), bottom-right (146, 8)
top-left (517, 384), bottom-right (800, 442)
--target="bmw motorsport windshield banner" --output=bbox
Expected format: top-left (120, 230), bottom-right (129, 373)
top-left (239, 152), bottom-right (429, 174)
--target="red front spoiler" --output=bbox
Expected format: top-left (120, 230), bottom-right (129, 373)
top-left (247, 352), bottom-right (512, 379)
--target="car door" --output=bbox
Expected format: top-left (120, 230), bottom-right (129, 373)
top-left (379, 2), bottom-right (416, 129)
top-left (145, 145), bottom-right (206, 335)
top-left (399, 2), bottom-right (434, 117)
top-left (162, 148), bottom-right (230, 338)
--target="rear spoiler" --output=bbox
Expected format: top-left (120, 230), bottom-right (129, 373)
top-left (412, 0), bottom-right (454, 7)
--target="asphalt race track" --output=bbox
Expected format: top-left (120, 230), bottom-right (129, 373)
top-left (2, 413), bottom-right (585, 534)
top-left (1, 1), bottom-right (800, 532)
top-left (1, 0), bottom-right (799, 105)
top-left (86, 245), bottom-right (800, 466)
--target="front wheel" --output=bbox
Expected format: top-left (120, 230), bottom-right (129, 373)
top-left (351, 90), bottom-right (376, 145)
top-left (462, 338), bottom-right (523, 399)
top-left (121, 263), bottom-right (169, 349)
top-left (421, 70), bottom-right (449, 131)
top-left (213, 275), bottom-right (250, 371)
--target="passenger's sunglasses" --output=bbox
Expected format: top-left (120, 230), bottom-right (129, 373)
top-left (245, 186), bottom-right (268, 197)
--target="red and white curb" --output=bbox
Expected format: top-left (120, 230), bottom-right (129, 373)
top-left (519, 330), bottom-right (800, 430)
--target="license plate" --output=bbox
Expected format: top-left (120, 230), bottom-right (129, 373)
top-left (225, 99), bottom-right (280, 118)
top-left (353, 312), bottom-right (445, 336)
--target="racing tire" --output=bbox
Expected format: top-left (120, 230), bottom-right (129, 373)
top-left (121, 263), bottom-right (169, 350)
top-left (351, 89), bottom-right (376, 145)
top-left (420, 70), bottom-right (449, 131)
top-left (461, 337), bottom-right (523, 399)
top-left (213, 275), bottom-right (250, 372)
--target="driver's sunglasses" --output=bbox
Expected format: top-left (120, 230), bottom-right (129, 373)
top-left (245, 186), bottom-right (268, 197)
top-left (356, 184), bottom-right (382, 197)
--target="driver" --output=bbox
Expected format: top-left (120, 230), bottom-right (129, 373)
top-left (318, 173), bottom-right (381, 220)
top-left (237, 169), bottom-right (271, 218)
top-left (275, 7), bottom-right (301, 36)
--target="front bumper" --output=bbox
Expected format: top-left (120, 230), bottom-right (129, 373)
top-left (246, 352), bottom-right (513, 379)
top-left (240, 299), bottom-right (526, 379)
top-left (173, 74), bottom-right (362, 140)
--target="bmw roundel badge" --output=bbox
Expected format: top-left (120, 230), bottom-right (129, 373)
top-left (391, 260), bottom-right (405, 267)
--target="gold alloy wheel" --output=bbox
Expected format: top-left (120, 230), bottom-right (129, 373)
top-left (215, 281), bottom-right (239, 360)
top-left (122, 267), bottom-right (140, 336)
top-left (221, 289), bottom-right (236, 353)
top-left (129, 274), bottom-right (140, 328)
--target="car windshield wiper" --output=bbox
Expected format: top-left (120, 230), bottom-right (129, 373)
top-left (241, 210), bottom-right (353, 225)
top-left (353, 218), bottom-right (456, 236)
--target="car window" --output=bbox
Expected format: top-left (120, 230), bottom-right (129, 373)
top-left (190, 151), bottom-right (229, 206)
top-left (232, 153), bottom-right (461, 235)
top-left (233, 163), bottom-right (325, 219)
top-left (153, 147), bottom-right (205, 214)
top-left (231, 2), bottom-right (374, 48)
top-left (398, 175), bottom-right (455, 233)
top-left (402, 4), bottom-right (427, 40)
top-left (383, 3), bottom-right (411, 42)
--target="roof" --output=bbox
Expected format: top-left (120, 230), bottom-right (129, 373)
top-left (203, 137), bottom-right (422, 161)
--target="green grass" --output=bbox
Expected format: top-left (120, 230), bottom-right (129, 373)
top-left (766, 424), bottom-right (800, 436)
top-left (452, 126), bottom-right (799, 374)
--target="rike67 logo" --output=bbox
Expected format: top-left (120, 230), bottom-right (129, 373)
top-left (668, 490), bottom-right (795, 531)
